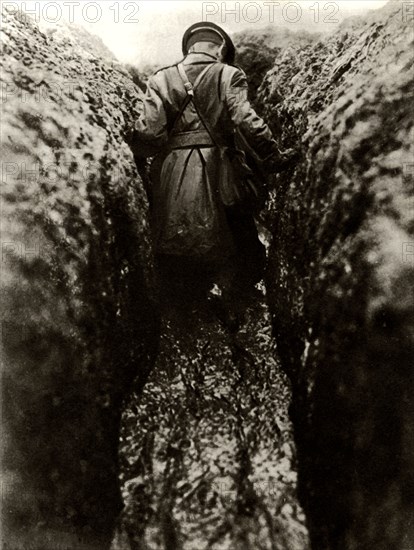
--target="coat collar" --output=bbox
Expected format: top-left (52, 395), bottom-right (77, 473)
top-left (183, 52), bottom-right (219, 65)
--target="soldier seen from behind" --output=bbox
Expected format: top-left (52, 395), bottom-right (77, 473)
top-left (130, 22), bottom-right (296, 328)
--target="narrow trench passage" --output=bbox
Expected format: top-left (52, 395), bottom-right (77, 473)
top-left (112, 268), bottom-right (309, 550)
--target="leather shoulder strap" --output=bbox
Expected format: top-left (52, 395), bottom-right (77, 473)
top-left (170, 63), bottom-right (218, 139)
top-left (178, 62), bottom-right (216, 95)
top-left (176, 63), bottom-right (222, 146)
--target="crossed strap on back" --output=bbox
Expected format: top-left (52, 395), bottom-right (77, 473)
top-left (170, 62), bottom-right (221, 146)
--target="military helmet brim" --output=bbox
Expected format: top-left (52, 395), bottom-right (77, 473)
top-left (182, 22), bottom-right (235, 64)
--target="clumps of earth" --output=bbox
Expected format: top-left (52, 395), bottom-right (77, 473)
top-left (114, 291), bottom-right (308, 550)
top-left (1, 2), bottom-right (413, 550)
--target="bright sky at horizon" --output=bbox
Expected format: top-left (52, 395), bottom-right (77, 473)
top-left (11, 0), bottom-right (390, 66)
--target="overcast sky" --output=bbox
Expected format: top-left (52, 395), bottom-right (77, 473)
top-left (19, 0), bottom-right (389, 67)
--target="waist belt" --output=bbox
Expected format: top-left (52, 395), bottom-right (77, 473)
top-left (169, 130), bottom-right (216, 149)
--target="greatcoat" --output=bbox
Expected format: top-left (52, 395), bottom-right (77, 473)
top-left (132, 52), bottom-right (280, 261)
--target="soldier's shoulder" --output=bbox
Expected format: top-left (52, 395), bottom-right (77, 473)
top-left (152, 60), bottom-right (183, 77)
top-left (228, 63), bottom-right (245, 73)
top-left (220, 62), bottom-right (245, 75)
top-left (221, 63), bottom-right (247, 85)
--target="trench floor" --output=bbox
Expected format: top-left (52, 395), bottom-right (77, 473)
top-left (112, 284), bottom-right (309, 550)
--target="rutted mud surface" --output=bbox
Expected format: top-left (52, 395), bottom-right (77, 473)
top-left (113, 288), bottom-right (309, 550)
top-left (3, 3), bottom-right (413, 549)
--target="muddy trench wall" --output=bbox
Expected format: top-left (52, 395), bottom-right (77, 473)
top-left (260, 2), bottom-right (414, 549)
top-left (1, 2), bottom-right (413, 550)
top-left (1, 8), bottom-right (159, 549)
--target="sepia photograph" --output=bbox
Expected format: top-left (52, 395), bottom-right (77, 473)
top-left (1, 1), bottom-right (413, 549)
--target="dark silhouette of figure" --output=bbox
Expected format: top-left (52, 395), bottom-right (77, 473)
top-left (130, 22), bottom-right (294, 323)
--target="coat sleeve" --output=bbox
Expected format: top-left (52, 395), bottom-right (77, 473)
top-left (130, 76), bottom-right (168, 158)
top-left (224, 67), bottom-right (281, 169)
